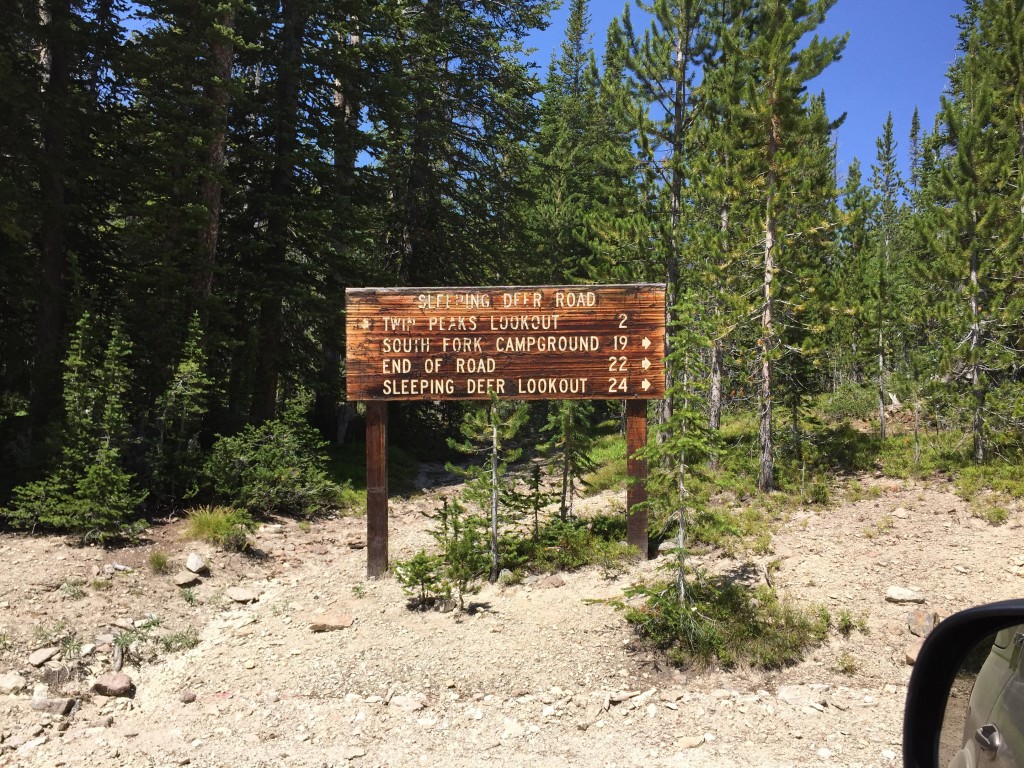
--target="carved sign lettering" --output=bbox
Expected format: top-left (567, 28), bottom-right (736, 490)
top-left (345, 284), bottom-right (666, 401)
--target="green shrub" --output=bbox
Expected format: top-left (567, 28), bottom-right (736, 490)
top-left (183, 506), bottom-right (255, 551)
top-left (205, 403), bottom-right (348, 518)
top-left (806, 480), bottom-right (830, 505)
top-left (394, 497), bottom-right (489, 611)
top-left (1, 316), bottom-right (147, 544)
top-left (159, 628), bottom-right (200, 653)
top-left (148, 551), bottom-right (170, 574)
top-left (823, 383), bottom-right (878, 421)
top-left (394, 550), bottom-right (447, 607)
top-left (619, 576), bottom-right (830, 669)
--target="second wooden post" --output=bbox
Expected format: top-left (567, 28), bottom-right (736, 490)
top-left (625, 399), bottom-right (649, 559)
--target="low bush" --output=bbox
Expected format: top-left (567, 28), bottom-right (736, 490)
top-left (183, 506), bottom-right (255, 551)
top-left (619, 574), bottom-right (830, 669)
top-left (205, 403), bottom-right (351, 518)
top-left (822, 383), bottom-right (878, 422)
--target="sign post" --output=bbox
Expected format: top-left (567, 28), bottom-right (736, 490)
top-left (346, 284), bottom-right (666, 577)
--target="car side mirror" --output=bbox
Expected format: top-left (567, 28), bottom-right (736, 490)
top-left (904, 599), bottom-right (1024, 768)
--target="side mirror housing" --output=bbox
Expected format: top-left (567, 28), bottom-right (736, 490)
top-left (904, 599), bottom-right (1024, 768)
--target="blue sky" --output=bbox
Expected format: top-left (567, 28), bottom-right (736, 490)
top-left (525, 0), bottom-right (963, 181)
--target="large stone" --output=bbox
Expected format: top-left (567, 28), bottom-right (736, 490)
top-left (538, 574), bottom-right (565, 589)
top-left (226, 587), bottom-right (258, 604)
top-left (908, 608), bottom-right (940, 637)
top-left (30, 697), bottom-right (76, 716)
top-left (173, 571), bottom-right (201, 588)
top-left (309, 614), bottom-right (354, 632)
top-left (92, 672), bottom-right (134, 698)
top-left (886, 586), bottom-right (925, 604)
top-left (28, 647), bottom-right (60, 667)
top-left (0, 672), bottom-right (27, 694)
top-left (185, 553), bottom-right (209, 574)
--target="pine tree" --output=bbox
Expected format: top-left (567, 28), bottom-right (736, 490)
top-left (869, 114), bottom-right (904, 438)
top-left (614, 0), bottom-right (713, 435)
top-left (918, 0), bottom-right (1024, 461)
top-left (448, 395), bottom-right (529, 582)
top-left (540, 400), bottom-right (600, 521)
top-left (735, 0), bottom-right (846, 491)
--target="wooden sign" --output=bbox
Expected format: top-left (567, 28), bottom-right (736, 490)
top-left (345, 284), bottom-right (666, 401)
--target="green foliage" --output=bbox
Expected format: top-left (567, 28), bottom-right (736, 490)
top-left (180, 588), bottom-right (197, 606)
top-left (582, 434), bottom-right (628, 494)
top-left (619, 575), bottom-right (830, 669)
top-left (60, 579), bottom-right (86, 600)
top-left (183, 506), bottom-right (255, 551)
top-left (149, 313), bottom-right (212, 508)
top-left (822, 384), bottom-right (879, 422)
top-left (837, 652), bottom-right (859, 675)
top-left (159, 628), bottom-right (200, 653)
top-left (2, 315), bottom-right (147, 543)
top-left (540, 400), bottom-right (603, 520)
top-left (205, 400), bottom-right (349, 518)
top-left (394, 497), bottom-right (489, 611)
top-left (394, 550), bottom-right (447, 607)
top-left (148, 551), bottom-right (170, 575)
top-left (448, 394), bottom-right (529, 582)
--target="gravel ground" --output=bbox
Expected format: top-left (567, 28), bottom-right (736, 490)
top-left (0, 471), bottom-right (1021, 767)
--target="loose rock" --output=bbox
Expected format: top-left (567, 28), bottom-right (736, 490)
top-left (389, 694), bottom-right (425, 712)
top-left (226, 587), bottom-right (258, 604)
top-left (28, 647), bottom-right (59, 667)
top-left (308, 614), bottom-right (354, 632)
top-left (173, 571), bottom-right (202, 588)
top-left (538, 574), bottom-right (565, 589)
top-left (908, 608), bottom-right (940, 637)
top-left (906, 638), bottom-right (925, 666)
top-left (179, 690), bottom-right (197, 704)
top-left (0, 672), bottom-right (27, 695)
top-left (185, 553), bottom-right (208, 574)
top-left (30, 696), bottom-right (76, 716)
top-left (93, 671), bottom-right (134, 698)
top-left (886, 586), bottom-right (925, 604)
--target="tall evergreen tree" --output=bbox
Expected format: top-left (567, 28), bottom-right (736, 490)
top-left (869, 113), bottom-right (903, 438)
top-left (735, 0), bottom-right (846, 491)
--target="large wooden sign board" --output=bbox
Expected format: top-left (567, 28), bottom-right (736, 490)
top-left (345, 284), bottom-right (666, 577)
top-left (345, 285), bottom-right (665, 401)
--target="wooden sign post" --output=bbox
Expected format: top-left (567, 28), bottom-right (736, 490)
top-left (345, 284), bottom-right (666, 577)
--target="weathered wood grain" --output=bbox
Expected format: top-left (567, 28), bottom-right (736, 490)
top-left (345, 284), bottom-right (666, 401)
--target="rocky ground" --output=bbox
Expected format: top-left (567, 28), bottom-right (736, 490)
top-left (1, 470), bottom-right (1022, 768)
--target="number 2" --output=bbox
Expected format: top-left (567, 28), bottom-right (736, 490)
top-left (618, 313), bottom-right (629, 329)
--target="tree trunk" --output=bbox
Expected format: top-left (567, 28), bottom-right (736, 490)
top-left (252, 0), bottom-right (309, 424)
top-left (193, 2), bottom-right (236, 302)
top-left (314, 27), bottom-right (361, 441)
top-left (489, 409), bottom-right (500, 583)
top-left (30, 0), bottom-right (70, 434)
top-left (877, 234), bottom-right (888, 439)
top-left (969, 238), bottom-right (984, 463)
top-left (758, 198), bottom-right (776, 492)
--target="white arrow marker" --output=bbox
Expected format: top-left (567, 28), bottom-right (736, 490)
top-left (641, 336), bottom-right (652, 349)
top-left (641, 379), bottom-right (651, 391)
top-left (641, 357), bottom-right (651, 371)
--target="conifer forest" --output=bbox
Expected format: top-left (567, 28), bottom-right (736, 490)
top-left (1, 0), bottom-right (1023, 572)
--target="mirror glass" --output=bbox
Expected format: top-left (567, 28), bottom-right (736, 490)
top-left (940, 625), bottom-right (1024, 768)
